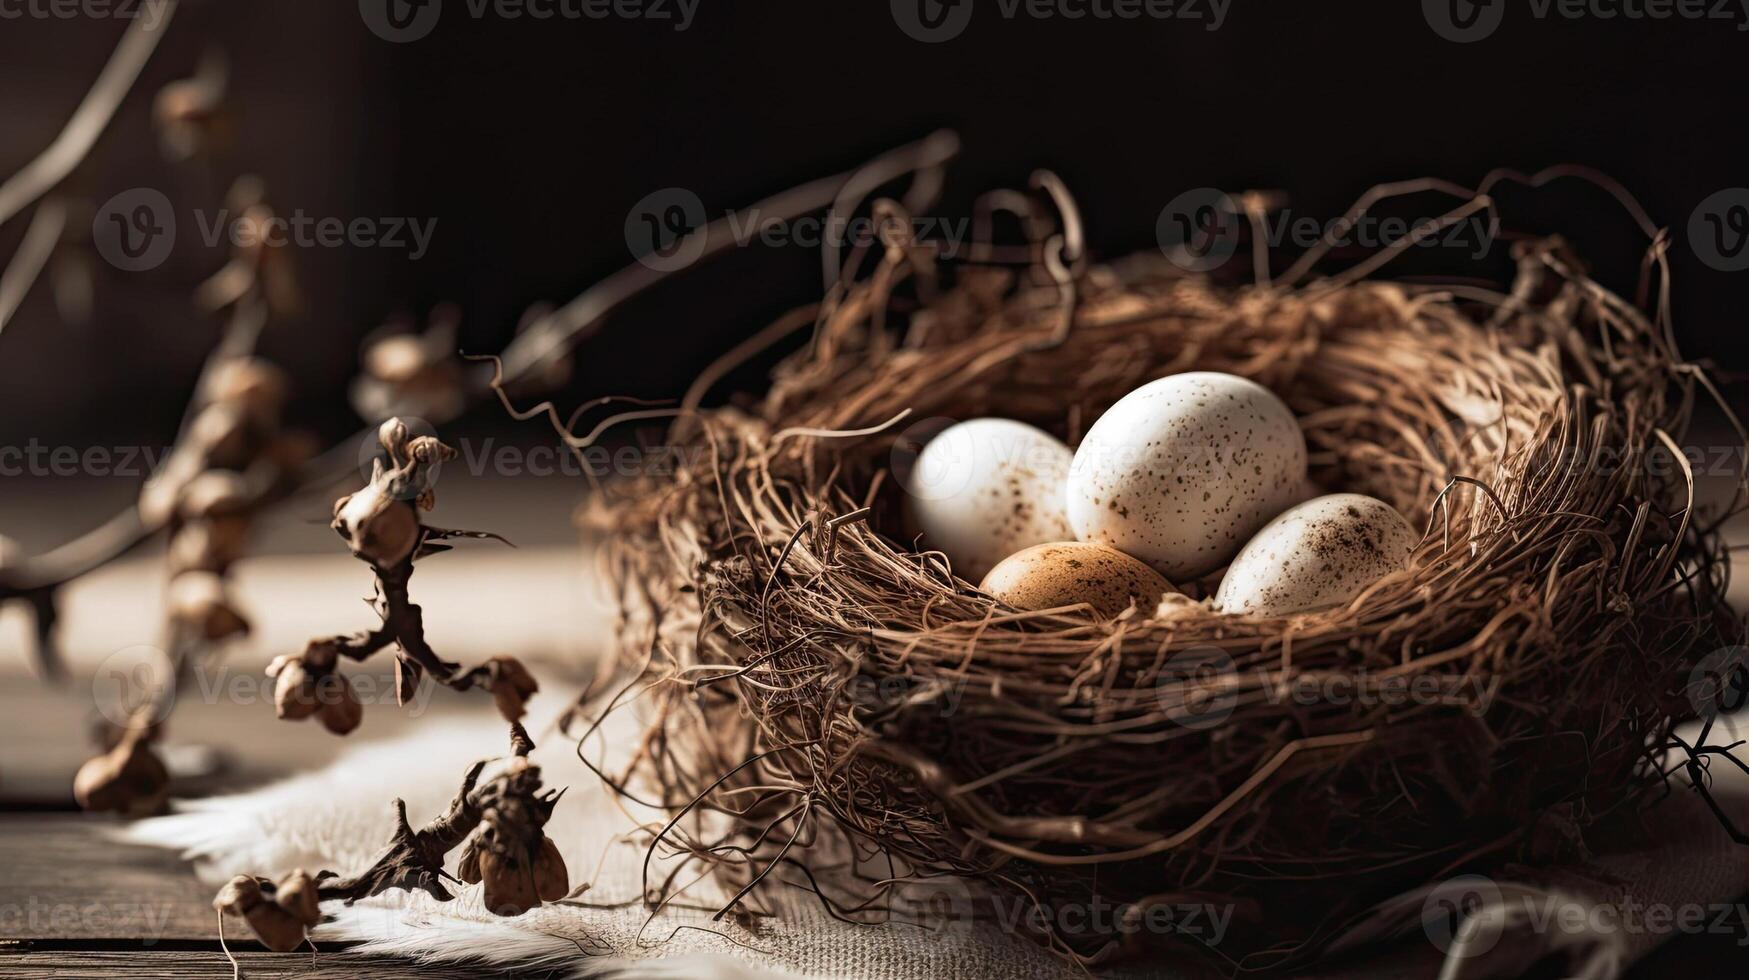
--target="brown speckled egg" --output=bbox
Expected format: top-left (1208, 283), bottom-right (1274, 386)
top-left (908, 419), bottom-right (1074, 581)
top-left (1068, 372), bottom-right (1307, 582)
top-left (979, 542), bottom-right (1175, 619)
top-left (1214, 493), bottom-right (1418, 616)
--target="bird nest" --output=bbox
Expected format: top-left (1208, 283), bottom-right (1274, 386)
top-left (590, 181), bottom-right (1745, 969)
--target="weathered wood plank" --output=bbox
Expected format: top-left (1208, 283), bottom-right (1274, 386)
top-left (0, 950), bottom-right (529, 978)
top-left (0, 815), bottom-right (217, 941)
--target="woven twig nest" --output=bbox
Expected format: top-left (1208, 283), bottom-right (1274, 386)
top-left (597, 187), bottom-right (1744, 968)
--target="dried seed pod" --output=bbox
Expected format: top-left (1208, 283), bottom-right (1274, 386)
top-left (478, 845), bottom-right (539, 917)
top-left (245, 901), bottom-right (308, 952)
top-left (404, 434), bottom-right (456, 467)
top-left (153, 54), bottom-right (227, 161)
top-left (483, 657), bottom-right (539, 722)
top-left (73, 728), bottom-right (169, 817)
top-left (166, 517), bottom-right (250, 575)
top-left (301, 638), bottom-right (341, 671)
top-left (213, 874), bottom-right (266, 917)
top-left (188, 402), bottom-right (253, 470)
top-left (212, 872), bottom-right (312, 952)
top-left (274, 869), bottom-right (322, 928)
top-left (232, 204), bottom-right (282, 262)
top-left (167, 571), bottom-right (250, 641)
top-left (364, 334), bottom-right (430, 385)
top-left (263, 430), bottom-right (320, 474)
top-left (533, 835), bottom-right (569, 902)
top-left (177, 471), bottom-right (253, 520)
top-left (456, 836), bottom-right (483, 885)
top-left (138, 451), bottom-right (203, 526)
top-left (204, 357), bottom-right (288, 427)
top-left (317, 675), bottom-right (364, 735)
top-left (355, 335), bottom-right (464, 421)
top-left (269, 640), bottom-right (350, 725)
top-left (378, 417), bottom-right (411, 461)
top-left (332, 478), bottom-right (421, 568)
top-left (266, 653), bottom-right (321, 721)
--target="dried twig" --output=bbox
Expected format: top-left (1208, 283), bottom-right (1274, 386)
top-left (217, 724), bottom-right (569, 951)
top-left (0, 2), bottom-right (178, 227)
top-left (267, 419), bottom-right (534, 735)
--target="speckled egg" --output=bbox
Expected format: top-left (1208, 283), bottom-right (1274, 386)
top-left (979, 542), bottom-right (1176, 619)
top-left (1214, 493), bottom-right (1419, 616)
top-left (1067, 372), bottom-right (1306, 581)
top-left (907, 419), bottom-right (1075, 581)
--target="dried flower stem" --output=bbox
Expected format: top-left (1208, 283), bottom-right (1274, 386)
top-left (218, 723), bottom-right (569, 951)
top-left (270, 419), bottom-right (533, 732)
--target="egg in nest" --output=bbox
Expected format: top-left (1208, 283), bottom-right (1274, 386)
top-left (979, 541), bottom-right (1175, 619)
top-left (1067, 372), bottom-right (1306, 582)
top-left (1215, 493), bottom-right (1418, 616)
top-left (907, 418), bottom-right (1074, 581)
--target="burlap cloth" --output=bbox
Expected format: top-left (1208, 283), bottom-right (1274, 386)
top-left (128, 695), bottom-right (1749, 979)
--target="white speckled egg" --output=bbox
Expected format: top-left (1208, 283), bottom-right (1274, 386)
top-left (979, 542), bottom-right (1175, 619)
top-left (1067, 372), bottom-right (1306, 581)
top-left (1215, 493), bottom-right (1419, 616)
top-left (907, 419), bottom-right (1074, 581)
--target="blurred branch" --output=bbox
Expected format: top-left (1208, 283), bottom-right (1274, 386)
top-left (0, 200), bottom-right (66, 337)
top-left (0, 2), bottom-right (178, 228)
top-left (2, 129), bottom-right (960, 617)
top-left (0, 294), bottom-right (263, 597)
top-left (495, 128), bottom-right (961, 383)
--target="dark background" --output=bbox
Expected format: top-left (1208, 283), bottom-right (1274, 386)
top-left (0, 0), bottom-right (1744, 449)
